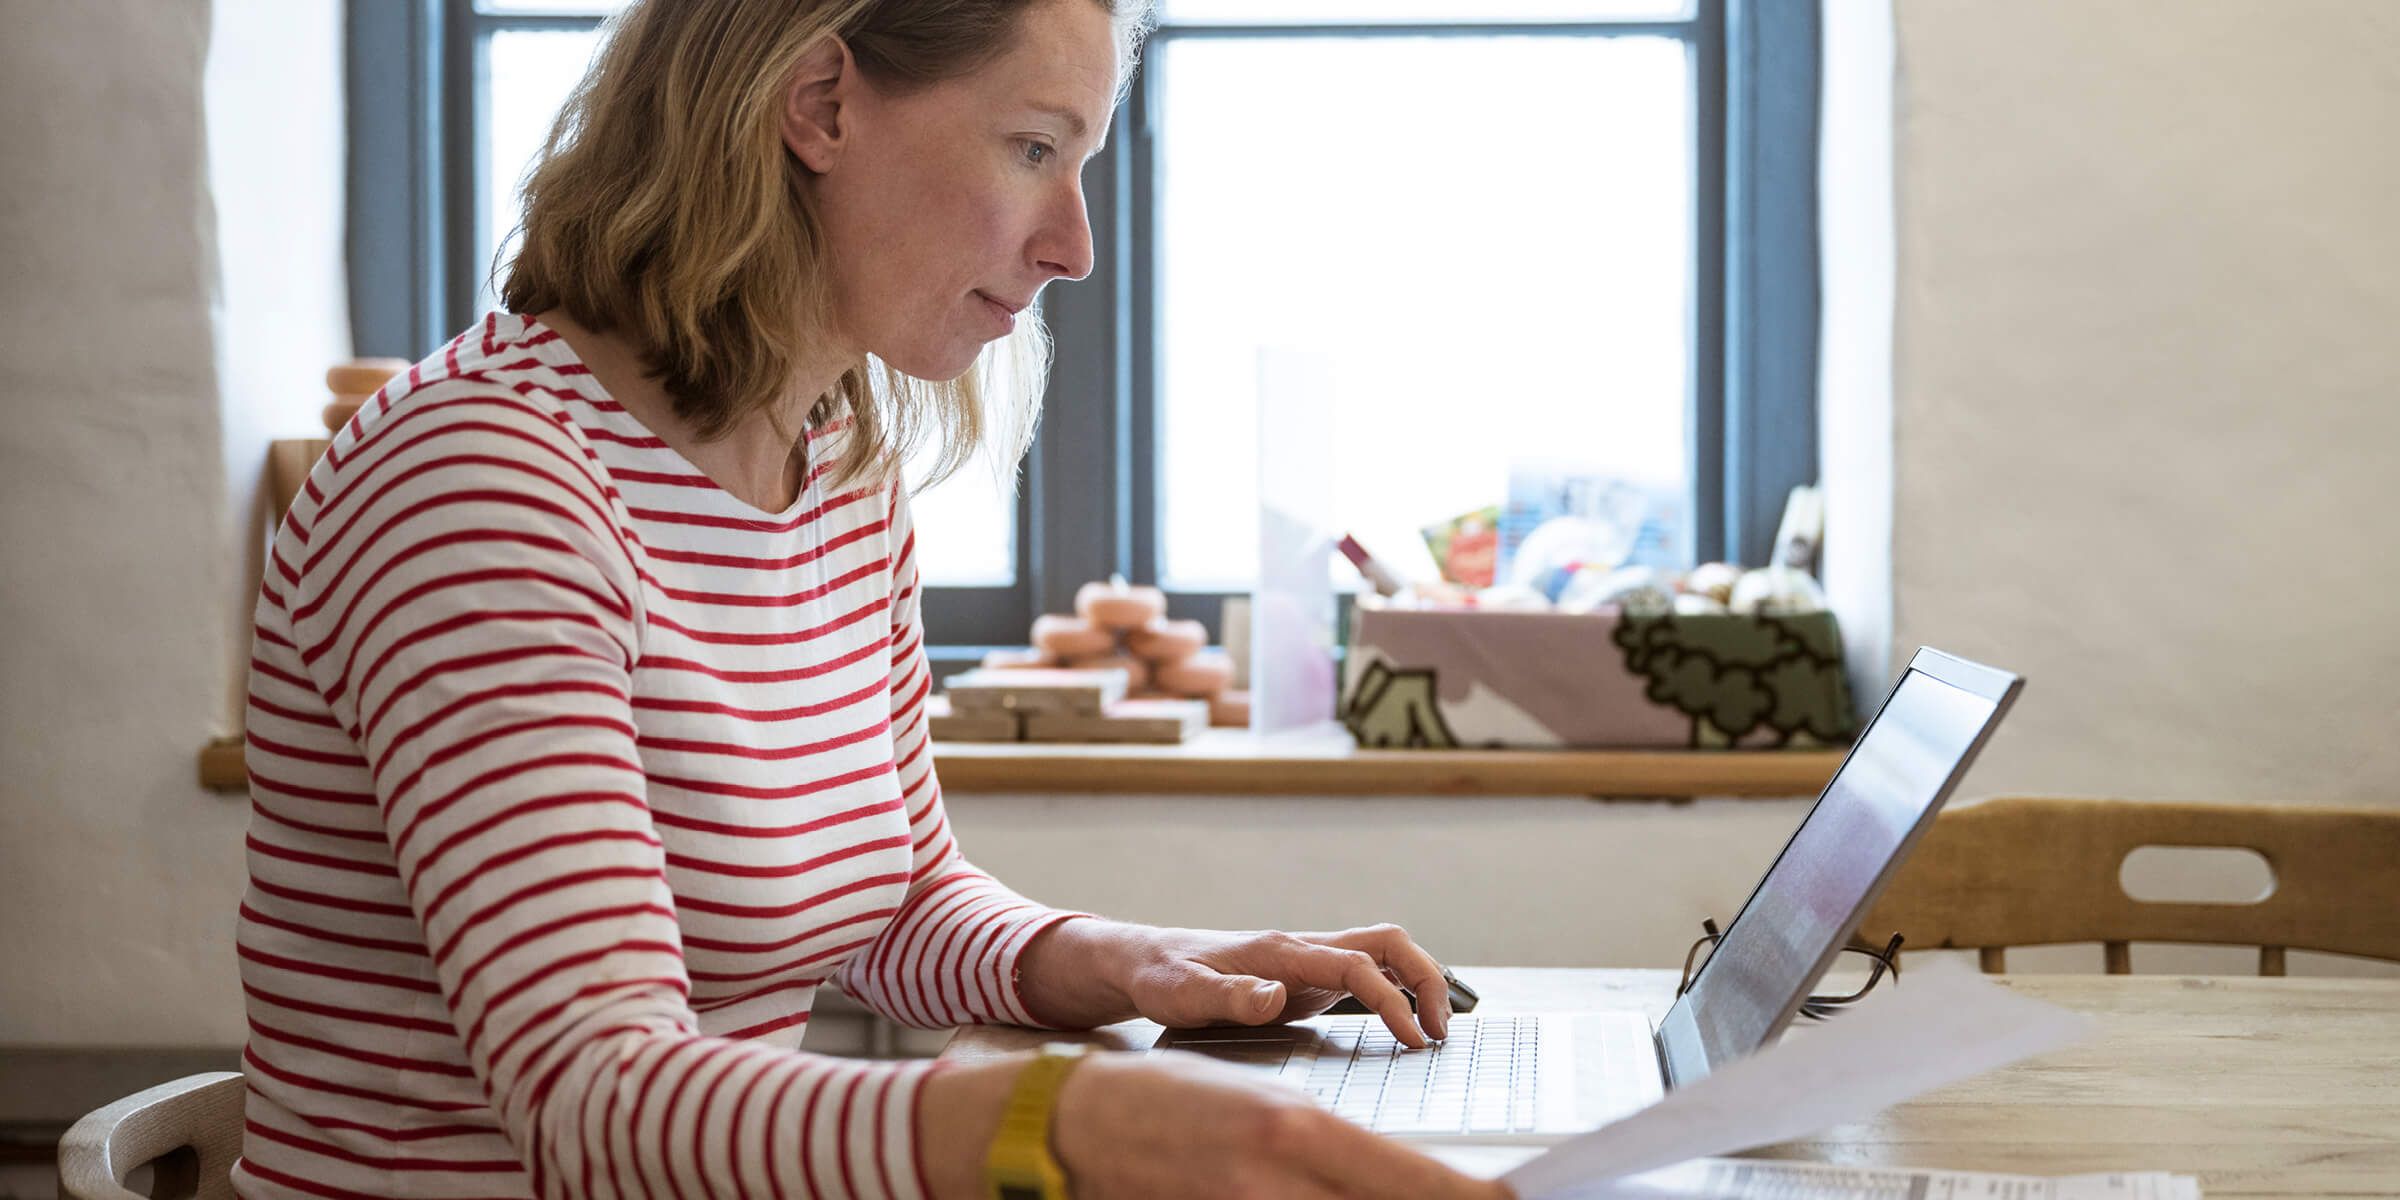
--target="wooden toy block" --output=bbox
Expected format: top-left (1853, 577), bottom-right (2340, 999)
top-left (1154, 648), bottom-right (1233, 698)
top-left (927, 694), bottom-right (1022, 742)
top-left (1031, 614), bottom-right (1115, 659)
top-left (1061, 651), bottom-right (1151, 692)
top-left (943, 667), bottom-right (1130, 717)
top-left (1074, 576), bottom-right (1167, 631)
top-left (980, 646), bottom-right (1056, 670)
top-left (1022, 698), bottom-right (1210, 744)
top-left (1125, 616), bottom-right (1207, 662)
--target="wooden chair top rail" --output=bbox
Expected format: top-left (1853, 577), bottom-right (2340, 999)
top-left (1862, 795), bottom-right (2400, 966)
top-left (57, 1071), bottom-right (244, 1200)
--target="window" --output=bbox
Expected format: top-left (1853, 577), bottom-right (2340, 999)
top-left (348, 0), bottom-right (1818, 663)
top-left (1147, 14), bottom-right (1695, 589)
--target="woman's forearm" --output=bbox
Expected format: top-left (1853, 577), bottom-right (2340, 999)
top-left (1015, 917), bottom-right (1150, 1029)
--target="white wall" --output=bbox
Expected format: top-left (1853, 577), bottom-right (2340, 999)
top-left (950, 793), bottom-right (1819, 972)
top-left (1883, 0), bottom-right (2400, 808)
top-left (0, 0), bottom-right (347, 1048)
top-left (1819, 0), bottom-right (2399, 976)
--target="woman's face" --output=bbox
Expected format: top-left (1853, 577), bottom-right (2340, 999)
top-left (787, 0), bottom-right (1119, 381)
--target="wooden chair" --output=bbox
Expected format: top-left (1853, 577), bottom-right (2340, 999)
top-left (58, 1072), bottom-right (244, 1200)
top-left (264, 357), bottom-right (407, 523)
top-left (1860, 796), bottom-right (2400, 975)
top-left (265, 437), bottom-right (331, 523)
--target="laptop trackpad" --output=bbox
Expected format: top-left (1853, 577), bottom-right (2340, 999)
top-left (1152, 1023), bottom-right (1323, 1074)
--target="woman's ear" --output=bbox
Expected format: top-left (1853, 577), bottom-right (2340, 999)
top-left (781, 34), bottom-right (855, 173)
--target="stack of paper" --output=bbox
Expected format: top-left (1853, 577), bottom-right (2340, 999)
top-left (1422, 962), bottom-right (2202, 1199)
top-left (1425, 1149), bottom-right (2197, 1200)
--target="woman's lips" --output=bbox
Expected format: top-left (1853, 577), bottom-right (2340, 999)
top-left (976, 291), bottom-right (1017, 332)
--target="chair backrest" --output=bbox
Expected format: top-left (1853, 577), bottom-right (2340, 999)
top-left (58, 1072), bottom-right (244, 1200)
top-left (1859, 795), bottom-right (2400, 974)
top-left (266, 437), bottom-right (332, 524)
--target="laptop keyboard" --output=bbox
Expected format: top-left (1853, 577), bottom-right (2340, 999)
top-left (1294, 1015), bottom-right (1544, 1135)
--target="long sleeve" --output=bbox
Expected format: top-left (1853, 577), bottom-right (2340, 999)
top-left (260, 387), bottom-right (937, 1200)
top-left (833, 484), bottom-right (1091, 1031)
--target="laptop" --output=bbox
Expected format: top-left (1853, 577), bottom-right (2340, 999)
top-left (1152, 646), bottom-right (2024, 1142)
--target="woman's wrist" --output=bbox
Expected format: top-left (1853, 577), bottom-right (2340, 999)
top-left (1016, 917), bottom-right (1150, 1029)
top-left (914, 1056), bottom-right (1026, 1200)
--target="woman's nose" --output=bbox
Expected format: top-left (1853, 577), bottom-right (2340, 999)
top-left (1034, 184), bottom-right (1095, 282)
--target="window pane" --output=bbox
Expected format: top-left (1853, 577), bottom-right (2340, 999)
top-left (1153, 35), bottom-right (1693, 589)
top-left (475, 1), bottom-right (627, 15)
top-left (481, 26), bottom-right (1016, 587)
top-left (1160, 0), bottom-right (1692, 24)
top-left (904, 443), bottom-right (1019, 588)
top-left (481, 29), bottom-right (601, 315)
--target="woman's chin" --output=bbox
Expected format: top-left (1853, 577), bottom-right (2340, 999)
top-left (875, 343), bottom-right (983, 383)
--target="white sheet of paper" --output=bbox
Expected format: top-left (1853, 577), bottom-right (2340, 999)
top-left (1523, 1158), bottom-right (2198, 1200)
top-left (1500, 960), bottom-right (2098, 1197)
top-left (1426, 1148), bottom-right (2199, 1200)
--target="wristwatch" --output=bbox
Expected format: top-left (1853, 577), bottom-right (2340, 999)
top-left (983, 1042), bottom-right (1091, 1200)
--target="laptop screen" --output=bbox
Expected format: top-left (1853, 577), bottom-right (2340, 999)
top-left (1663, 653), bottom-right (2018, 1079)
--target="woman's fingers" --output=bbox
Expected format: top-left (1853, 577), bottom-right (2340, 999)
top-left (1126, 925), bottom-right (1461, 1045)
top-left (1315, 924), bottom-right (1455, 1040)
top-left (1278, 940), bottom-right (1427, 1048)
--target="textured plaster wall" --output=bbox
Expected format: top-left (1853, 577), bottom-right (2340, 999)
top-left (0, 0), bottom-right (347, 1048)
top-left (1883, 0), bottom-right (2400, 807)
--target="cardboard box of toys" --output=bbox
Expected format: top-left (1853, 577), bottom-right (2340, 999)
top-left (1338, 479), bottom-right (1856, 751)
top-left (1340, 603), bottom-right (1856, 751)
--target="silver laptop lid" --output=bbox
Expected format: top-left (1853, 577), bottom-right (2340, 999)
top-left (1653, 647), bottom-right (2023, 1087)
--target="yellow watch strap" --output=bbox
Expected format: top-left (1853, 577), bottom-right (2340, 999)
top-left (983, 1042), bottom-right (1091, 1200)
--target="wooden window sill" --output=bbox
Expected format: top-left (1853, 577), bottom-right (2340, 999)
top-left (199, 725), bottom-right (1838, 799)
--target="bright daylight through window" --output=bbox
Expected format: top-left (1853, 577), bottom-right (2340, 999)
top-left (472, 0), bottom-right (1700, 598)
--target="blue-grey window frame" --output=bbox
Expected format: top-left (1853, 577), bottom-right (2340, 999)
top-left (346, 0), bottom-right (1818, 666)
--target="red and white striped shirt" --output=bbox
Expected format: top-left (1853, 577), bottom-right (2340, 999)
top-left (235, 311), bottom-right (1080, 1200)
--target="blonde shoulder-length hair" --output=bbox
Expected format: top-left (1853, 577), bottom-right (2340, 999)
top-left (501, 0), bottom-right (1154, 493)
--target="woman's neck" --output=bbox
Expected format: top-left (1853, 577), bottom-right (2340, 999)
top-left (534, 308), bottom-right (836, 513)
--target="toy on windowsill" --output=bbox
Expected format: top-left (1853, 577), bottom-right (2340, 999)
top-left (322, 359), bottom-right (412, 432)
top-left (1074, 575), bottom-right (1167, 629)
top-left (1729, 566), bottom-right (1829, 616)
top-left (939, 576), bottom-right (1249, 742)
top-left (945, 666), bottom-right (1128, 717)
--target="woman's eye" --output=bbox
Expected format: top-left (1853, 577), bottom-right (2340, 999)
top-left (1020, 140), bottom-right (1054, 167)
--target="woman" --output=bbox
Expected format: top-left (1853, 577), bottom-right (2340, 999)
top-left (236, 0), bottom-right (1510, 1197)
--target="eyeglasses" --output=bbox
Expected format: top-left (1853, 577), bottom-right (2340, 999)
top-left (1675, 918), bottom-right (1906, 1021)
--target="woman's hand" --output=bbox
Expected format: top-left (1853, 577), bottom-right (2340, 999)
top-left (916, 1048), bottom-right (1514, 1200)
top-left (1020, 921), bottom-right (1457, 1047)
top-left (1057, 1050), bottom-right (1512, 1199)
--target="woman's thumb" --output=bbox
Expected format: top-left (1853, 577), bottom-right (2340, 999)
top-left (1220, 975), bottom-right (1284, 1024)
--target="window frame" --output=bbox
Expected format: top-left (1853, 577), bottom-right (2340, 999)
top-left (346, 0), bottom-right (1820, 664)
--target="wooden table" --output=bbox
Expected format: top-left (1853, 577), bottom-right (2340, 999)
top-left (943, 967), bottom-right (2400, 1198)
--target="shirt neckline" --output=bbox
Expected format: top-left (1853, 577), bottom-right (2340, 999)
top-left (507, 309), bottom-right (825, 527)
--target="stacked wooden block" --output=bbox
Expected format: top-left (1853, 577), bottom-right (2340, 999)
top-left (930, 668), bottom-right (1206, 743)
top-left (323, 359), bottom-right (412, 431)
top-left (930, 578), bottom-right (1250, 743)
